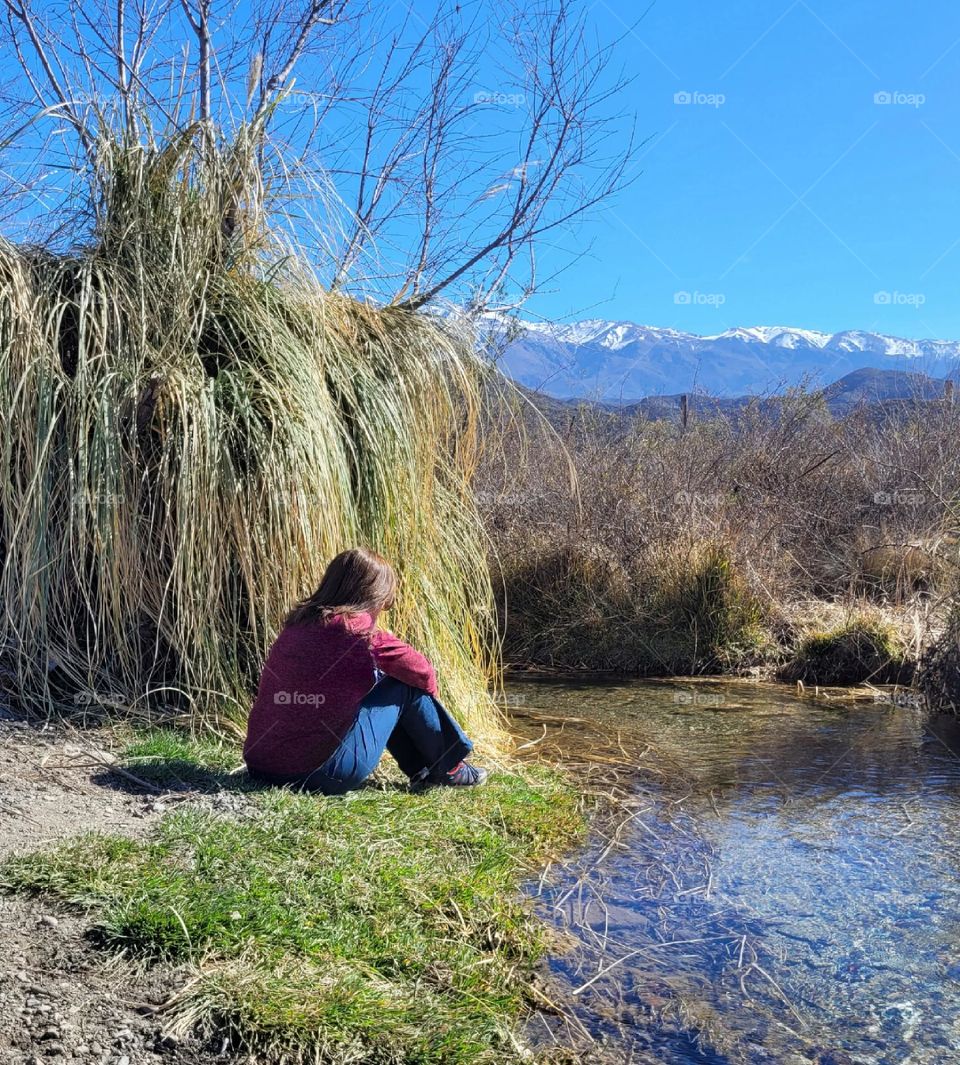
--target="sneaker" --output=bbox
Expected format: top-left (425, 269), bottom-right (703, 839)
top-left (434, 760), bottom-right (488, 787)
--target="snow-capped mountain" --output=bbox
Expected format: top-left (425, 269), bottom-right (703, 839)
top-left (496, 318), bottom-right (960, 401)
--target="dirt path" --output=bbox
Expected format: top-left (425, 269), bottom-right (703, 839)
top-left (0, 711), bottom-right (226, 1065)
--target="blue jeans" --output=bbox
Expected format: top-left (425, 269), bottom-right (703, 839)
top-left (298, 677), bottom-right (473, 795)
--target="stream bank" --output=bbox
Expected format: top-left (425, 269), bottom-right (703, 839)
top-left (0, 717), bottom-right (581, 1065)
top-left (3, 674), bottom-right (957, 1065)
top-left (0, 717), bottom-right (215, 1065)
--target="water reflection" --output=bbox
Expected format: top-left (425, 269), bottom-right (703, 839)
top-left (510, 678), bottom-right (960, 1064)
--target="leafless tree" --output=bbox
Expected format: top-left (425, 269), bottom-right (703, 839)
top-left (0, 0), bottom-right (634, 311)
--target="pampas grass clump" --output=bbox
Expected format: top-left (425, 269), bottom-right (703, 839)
top-left (0, 134), bottom-right (497, 735)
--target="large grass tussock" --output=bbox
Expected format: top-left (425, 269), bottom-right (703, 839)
top-left (0, 138), bottom-right (497, 733)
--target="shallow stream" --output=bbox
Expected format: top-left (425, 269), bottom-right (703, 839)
top-left (508, 677), bottom-right (960, 1064)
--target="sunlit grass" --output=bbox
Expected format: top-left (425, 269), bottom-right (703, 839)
top-left (498, 538), bottom-right (767, 674)
top-left (781, 615), bottom-right (910, 686)
top-left (2, 728), bottom-right (582, 1063)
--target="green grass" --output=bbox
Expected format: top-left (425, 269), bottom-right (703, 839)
top-left (2, 730), bottom-right (582, 1063)
top-left (119, 726), bottom-right (246, 788)
top-left (780, 616), bottom-right (911, 686)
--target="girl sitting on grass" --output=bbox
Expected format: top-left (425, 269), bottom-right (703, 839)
top-left (244, 547), bottom-right (487, 794)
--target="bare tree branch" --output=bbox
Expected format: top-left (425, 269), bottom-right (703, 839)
top-left (251, 0), bottom-right (344, 126)
top-left (2, 0), bottom-right (93, 152)
top-left (0, 0), bottom-right (635, 312)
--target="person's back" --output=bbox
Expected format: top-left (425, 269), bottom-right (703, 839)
top-left (243, 547), bottom-right (487, 794)
top-left (243, 614), bottom-right (377, 778)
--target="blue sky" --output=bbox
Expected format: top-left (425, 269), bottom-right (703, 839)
top-left (4, 1), bottom-right (958, 340)
top-left (520, 0), bottom-right (960, 339)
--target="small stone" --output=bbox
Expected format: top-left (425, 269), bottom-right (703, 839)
top-left (113, 1028), bottom-right (133, 1041)
top-left (40, 1027), bottom-right (60, 1040)
top-left (74, 1047), bottom-right (89, 1056)
top-left (26, 997), bottom-right (41, 1007)
top-left (87, 1044), bottom-right (103, 1056)
top-left (38, 915), bottom-right (59, 929)
top-left (116, 1056), bottom-right (130, 1065)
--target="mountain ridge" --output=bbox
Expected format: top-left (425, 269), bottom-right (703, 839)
top-left (495, 316), bottom-right (960, 401)
top-left (520, 366), bottom-right (955, 427)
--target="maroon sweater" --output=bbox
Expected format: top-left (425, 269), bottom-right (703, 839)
top-left (243, 612), bottom-right (438, 777)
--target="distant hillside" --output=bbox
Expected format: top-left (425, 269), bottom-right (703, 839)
top-left (821, 367), bottom-right (947, 413)
top-left (494, 316), bottom-right (960, 401)
top-left (515, 366), bottom-right (955, 427)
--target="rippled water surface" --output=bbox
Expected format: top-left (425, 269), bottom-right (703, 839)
top-left (509, 677), bottom-right (960, 1064)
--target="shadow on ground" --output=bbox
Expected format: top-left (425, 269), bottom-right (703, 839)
top-left (91, 761), bottom-right (410, 797)
top-left (92, 761), bottom-right (258, 795)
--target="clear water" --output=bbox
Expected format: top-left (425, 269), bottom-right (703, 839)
top-left (509, 677), bottom-right (960, 1065)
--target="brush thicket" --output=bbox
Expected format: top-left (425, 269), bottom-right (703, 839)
top-left (478, 386), bottom-right (960, 677)
top-left (0, 132), bottom-right (498, 736)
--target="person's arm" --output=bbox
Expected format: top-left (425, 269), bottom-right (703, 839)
top-left (370, 630), bottom-right (438, 695)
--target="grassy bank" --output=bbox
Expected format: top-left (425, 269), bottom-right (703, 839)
top-left (1, 729), bottom-right (582, 1064)
top-left (480, 390), bottom-right (958, 684)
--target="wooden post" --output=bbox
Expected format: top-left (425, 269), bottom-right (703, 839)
top-left (680, 393), bottom-right (689, 428)
top-left (945, 379), bottom-right (954, 405)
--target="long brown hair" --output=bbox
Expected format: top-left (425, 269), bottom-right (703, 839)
top-left (284, 548), bottom-right (397, 627)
